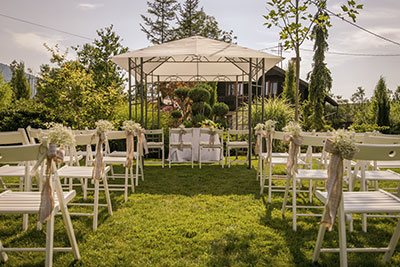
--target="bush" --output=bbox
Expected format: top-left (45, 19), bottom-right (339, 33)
top-left (204, 103), bottom-right (212, 118)
top-left (0, 99), bottom-right (54, 131)
top-left (192, 114), bottom-right (207, 127)
top-left (215, 118), bottom-right (228, 129)
top-left (171, 110), bottom-right (182, 119)
top-left (183, 120), bottom-right (193, 128)
top-left (251, 97), bottom-right (294, 130)
top-left (191, 102), bottom-right (205, 114)
top-left (188, 88), bottom-right (210, 103)
top-left (174, 87), bottom-right (190, 101)
top-left (349, 123), bottom-right (390, 133)
top-left (212, 102), bottom-right (229, 117)
top-left (390, 102), bottom-right (400, 134)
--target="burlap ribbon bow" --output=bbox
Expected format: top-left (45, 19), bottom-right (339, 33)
top-left (126, 129), bottom-right (148, 168)
top-left (320, 138), bottom-right (355, 231)
top-left (209, 128), bottom-right (217, 145)
top-left (92, 132), bottom-right (106, 180)
top-left (178, 128), bottom-right (186, 151)
top-left (255, 130), bottom-right (266, 156)
top-left (283, 134), bottom-right (303, 176)
top-left (33, 143), bottom-right (64, 223)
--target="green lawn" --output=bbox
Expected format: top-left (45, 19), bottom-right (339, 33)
top-left (1, 161), bottom-right (400, 266)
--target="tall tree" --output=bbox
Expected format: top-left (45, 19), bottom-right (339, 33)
top-left (282, 61), bottom-right (296, 105)
top-left (140, 0), bottom-right (178, 44)
top-left (73, 25), bottom-right (128, 89)
top-left (307, 15), bottom-right (332, 131)
top-left (10, 60), bottom-right (31, 100)
top-left (174, 0), bottom-right (235, 42)
top-left (372, 77), bottom-right (390, 127)
top-left (264, 0), bottom-right (362, 121)
top-left (392, 86), bottom-right (400, 103)
top-left (0, 73), bottom-right (13, 107)
top-left (351, 86), bottom-right (371, 125)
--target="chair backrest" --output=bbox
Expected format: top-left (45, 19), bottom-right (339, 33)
top-left (227, 129), bottom-right (248, 135)
top-left (74, 134), bottom-right (97, 146)
top-left (199, 128), bottom-right (224, 135)
top-left (363, 135), bottom-right (400, 145)
top-left (72, 129), bottom-right (96, 135)
top-left (272, 131), bottom-right (285, 140)
top-left (169, 128), bottom-right (194, 135)
top-left (0, 128), bottom-right (30, 145)
top-left (106, 130), bottom-right (126, 140)
top-left (145, 129), bottom-right (163, 135)
top-left (0, 144), bottom-right (41, 163)
top-left (301, 135), bottom-right (327, 147)
top-left (26, 126), bottom-right (44, 144)
top-left (353, 143), bottom-right (400, 161)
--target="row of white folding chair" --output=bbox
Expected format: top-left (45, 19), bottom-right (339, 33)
top-left (0, 144), bottom-right (80, 267)
top-left (313, 143), bottom-right (400, 267)
top-left (225, 129), bottom-right (249, 167)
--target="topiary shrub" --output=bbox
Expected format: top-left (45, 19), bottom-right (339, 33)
top-left (212, 102), bottom-right (229, 117)
top-left (204, 103), bottom-right (212, 118)
top-left (192, 114), bottom-right (207, 127)
top-left (191, 102), bottom-right (205, 113)
top-left (174, 87), bottom-right (190, 101)
top-left (171, 110), bottom-right (182, 119)
top-left (188, 88), bottom-right (210, 103)
top-left (183, 120), bottom-right (193, 128)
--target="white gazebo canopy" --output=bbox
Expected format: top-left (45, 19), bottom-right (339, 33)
top-left (110, 36), bottom-right (283, 82)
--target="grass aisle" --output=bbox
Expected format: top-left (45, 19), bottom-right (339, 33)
top-left (1, 164), bottom-right (400, 266)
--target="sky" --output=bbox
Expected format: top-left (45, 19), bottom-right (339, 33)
top-left (1, 0), bottom-right (399, 100)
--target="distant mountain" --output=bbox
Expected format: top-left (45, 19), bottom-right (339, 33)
top-left (0, 62), bottom-right (38, 97)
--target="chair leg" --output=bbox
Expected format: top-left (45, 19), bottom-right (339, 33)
top-left (124, 167), bottom-right (128, 202)
top-left (338, 199), bottom-right (348, 267)
top-left (162, 148), bottom-right (165, 168)
top-left (221, 148), bottom-right (224, 168)
top-left (0, 240), bottom-right (8, 262)
top-left (384, 218), bottom-right (400, 262)
top-left (140, 157), bottom-right (144, 181)
top-left (93, 180), bottom-right (99, 231)
top-left (199, 147), bottom-right (202, 169)
top-left (268, 162), bottom-right (272, 203)
top-left (282, 176), bottom-right (291, 216)
top-left (312, 222), bottom-right (327, 262)
top-left (83, 179), bottom-right (88, 200)
top-left (135, 159), bottom-right (139, 186)
top-left (292, 177), bottom-right (297, 231)
top-left (45, 211), bottom-right (55, 267)
top-left (102, 175), bottom-right (113, 216)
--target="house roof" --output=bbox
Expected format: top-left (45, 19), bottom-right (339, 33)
top-left (110, 36), bottom-right (283, 82)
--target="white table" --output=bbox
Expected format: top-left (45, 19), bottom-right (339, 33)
top-left (169, 128), bottom-right (221, 162)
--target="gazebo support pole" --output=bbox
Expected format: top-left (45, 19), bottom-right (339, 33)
top-left (128, 58), bottom-right (132, 120)
top-left (248, 58), bottom-right (253, 169)
top-left (140, 57), bottom-right (144, 125)
top-left (157, 75), bottom-right (160, 129)
top-left (261, 59), bottom-right (265, 122)
top-left (235, 75), bottom-right (239, 130)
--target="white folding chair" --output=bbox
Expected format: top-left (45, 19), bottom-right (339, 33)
top-left (198, 128), bottom-right (224, 168)
top-left (145, 129), bottom-right (165, 168)
top-left (281, 135), bottom-right (329, 231)
top-left (0, 144), bottom-right (80, 267)
top-left (0, 129), bottom-right (31, 192)
top-left (225, 129), bottom-right (249, 167)
top-left (102, 130), bottom-right (144, 202)
top-left (313, 143), bottom-right (400, 267)
top-left (168, 128), bottom-right (194, 168)
top-left (259, 131), bottom-right (309, 203)
top-left (57, 134), bottom-right (113, 230)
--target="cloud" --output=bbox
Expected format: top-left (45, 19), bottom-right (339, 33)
top-left (10, 31), bottom-right (67, 56)
top-left (77, 3), bottom-right (104, 10)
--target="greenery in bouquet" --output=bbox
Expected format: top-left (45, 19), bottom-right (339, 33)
top-left (122, 120), bottom-right (142, 132)
top-left (41, 122), bottom-right (75, 147)
top-left (95, 120), bottom-right (114, 134)
top-left (283, 121), bottom-right (302, 137)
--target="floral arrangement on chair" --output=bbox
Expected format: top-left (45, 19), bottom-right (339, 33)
top-left (37, 122), bottom-right (76, 222)
top-left (92, 120), bottom-right (114, 180)
top-left (283, 121), bottom-right (303, 176)
top-left (122, 120), bottom-right (142, 132)
top-left (122, 120), bottom-right (148, 168)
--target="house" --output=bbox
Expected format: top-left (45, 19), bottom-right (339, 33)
top-left (217, 65), bottom-right (338, 111)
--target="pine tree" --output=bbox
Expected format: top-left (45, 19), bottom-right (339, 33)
top-left (307, 15), bottom-right (332, 131)
top-left (282, 61), bottom-right (296, 105)
top-left (372, 77), bottom-right (390, 126)
top-left (140, 0), bottom-right (178, 44)
top-left (0, 73), bottom-right (13, 106)
top-left (10, 60), bottom-right (31, 100)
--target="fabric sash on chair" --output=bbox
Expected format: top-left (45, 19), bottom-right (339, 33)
top-left (283, 134), bottom-right (303, 177)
